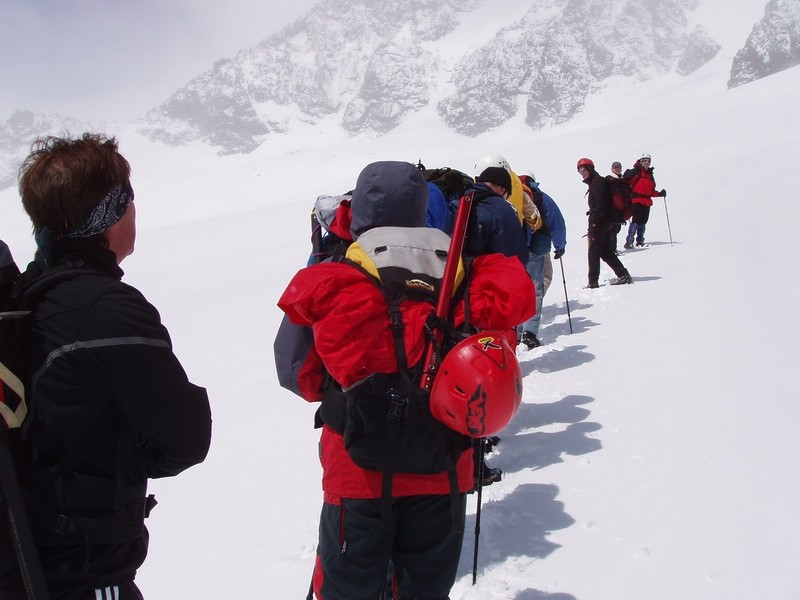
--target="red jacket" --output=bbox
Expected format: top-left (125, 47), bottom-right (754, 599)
top-left (278, 252), bottom-right (535, 499)
top-left (628, 165), bottom-right (659, 207)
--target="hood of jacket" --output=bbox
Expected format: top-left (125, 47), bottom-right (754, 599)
top-left (349, 161), bottom-right (429, 240)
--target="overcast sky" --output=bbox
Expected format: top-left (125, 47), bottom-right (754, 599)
top-left (0, 0), bottom-right (318, 122)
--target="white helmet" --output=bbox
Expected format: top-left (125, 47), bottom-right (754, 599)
top-left (519, 169), bottom-right (536, 182)
top-left (473, 153), bottom-right (510, 177)
top-left (640, 153), bottom-right (652, 160)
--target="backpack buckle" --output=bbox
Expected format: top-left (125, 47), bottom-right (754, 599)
top-left (386, 389), bottom-right (408, 424)
top-left (53, 513), bottom-right (76, 535)
top-left (388, 308), bottom-right (404, 332)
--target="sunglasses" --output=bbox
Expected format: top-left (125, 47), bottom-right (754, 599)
top-left (577, 166), bottom-right (588, 173)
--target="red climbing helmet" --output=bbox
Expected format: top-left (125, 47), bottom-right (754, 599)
top-left (430, 332), bottom-right (523, 437)
top-left (576, 157), bottom-right (594, 170)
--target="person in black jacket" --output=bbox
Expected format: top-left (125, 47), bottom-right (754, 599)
top-left (452, 164), bottom-right (527, 486)
top-left (577, 158), bottom-right (633, 288)
top-left (0, 134), bottom-right (212, 600)
top-left (455, 166), bottom-right (528, 266)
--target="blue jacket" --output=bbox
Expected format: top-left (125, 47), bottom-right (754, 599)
top-left (529, 182), bottom-right (567, 256)
top-left (449, 182), bottom-right (528, 265)
top-left (425, 182), bottom-right (448, 232)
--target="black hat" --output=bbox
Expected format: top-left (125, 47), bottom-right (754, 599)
top-left (611, 161), bottom-right (622, 169)
top-left (476, 167), bottom-right (511, 195)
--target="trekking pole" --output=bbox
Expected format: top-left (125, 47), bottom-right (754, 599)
top-left (419, 190), bottom-right (475, 390)
top-left (0, 423), bottom-right (51, 600)
top-left (558, 257), bottom-right (573, 334)
top-left (472, 437), bottom-right (485, 585)
top-left (663, 196), bottom-right (674, 246)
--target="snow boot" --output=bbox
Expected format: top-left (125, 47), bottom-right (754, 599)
top-left (520, 330), bottom-right (542, 349)
top-left (484, 436), bottom-right (501, 454)
top-left (474, 465), bottom-right (502, 488)
top-left (611, 272), bottom-right (634, 285)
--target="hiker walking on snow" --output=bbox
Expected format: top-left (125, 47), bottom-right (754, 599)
top-left (578, 157), bottom-right (633, 288)
top-left (517, 172), bottom-right (567, 349)
top-left (462, 155), bottom-right (531, 484)
top-left (0, 134), bottom-right (212, 600)
top-left (623, 153), bottom-right (667, 248)
top-left (275, 161), bottom-right (534, 599)
top-left (609, 161), bottom-right (626, 253)
top-left (457, 162), bottom-right (528, 266)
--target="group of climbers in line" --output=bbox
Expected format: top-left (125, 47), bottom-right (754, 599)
top-left (274, 149), bottom-right (668, 599)
top-left (578, 153), bottom-right (668, 288)
top-left (276, 159), bottom-right (535, 599)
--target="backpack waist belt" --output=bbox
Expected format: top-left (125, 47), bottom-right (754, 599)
top-left (42, 494), bottom-right (157, 545)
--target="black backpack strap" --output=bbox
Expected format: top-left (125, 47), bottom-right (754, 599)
top-left (43, 494), bottom-right (157, 545)
top-left (379, 299), bottom-right (415, 530)
top-left (380, 388), bottom-right (408, 530)
top-left (444, 438), bottom-right (463, 534)
top-left (382, 295), bottom-right (467, 533)
top-left (341, 258), bottom-right (466, 533)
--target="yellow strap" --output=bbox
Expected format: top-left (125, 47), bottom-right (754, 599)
top-left (0, 360), bottom-right (26, 429)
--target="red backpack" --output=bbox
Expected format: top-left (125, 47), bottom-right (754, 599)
top-left (606, 175), bottom-right (632, 222)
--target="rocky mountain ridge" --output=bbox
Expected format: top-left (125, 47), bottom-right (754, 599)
top-left (728, 0), bottom-right (800, 88)
top-left (0, 110), bottom-right (106, 192)
top-left (1, 0), bottom-right (798, 191)
top-left (138, 0), bottom-right (718, 150)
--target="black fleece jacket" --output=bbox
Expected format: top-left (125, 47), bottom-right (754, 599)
top-left (584, 171), bottom-right (613, 225)
top-left (0, 239), bottom-right (211, 594)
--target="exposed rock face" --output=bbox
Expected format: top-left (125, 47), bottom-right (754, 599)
top-left (135, 0), bottom-right (715, 150)
top-left (1, 0), bottom-right (728, 179)
top-left (728, 0), bottom-right (800, 88)
top-left (0, 110), bottom-right (98, 190)
top-left (439, 0), bottom-right (716, 135)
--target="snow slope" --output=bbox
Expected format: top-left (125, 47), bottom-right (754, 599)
top-left (2, 9), bottom-right (800, 600)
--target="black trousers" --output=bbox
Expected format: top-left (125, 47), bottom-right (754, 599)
top-left (587, 221), bottom-right (627, 283)
top-left (631, 203), bottom-right (651, 225)
top-left (314, 494), bottom-right (466, 600)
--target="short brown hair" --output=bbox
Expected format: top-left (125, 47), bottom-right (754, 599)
top-left (18, 133), bottom-right (131, 235)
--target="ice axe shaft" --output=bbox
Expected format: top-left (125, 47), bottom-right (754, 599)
top-left (419, 190), bottom-right (474, 390)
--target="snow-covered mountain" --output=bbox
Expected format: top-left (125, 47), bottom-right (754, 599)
top-left (138, 0), bottom-right (480, 151)
top-left (1, 0), bottom-right (798, 189)
top-left (4, 47), bottom-right (800, 600)
top-left (0, 111), bottom-right (102, 191)
top-left (138, 0), bottom-right (718, 147)
top-left (728, 0), bottom-right (800, 87)
top-left (2, 0), bottom-right (800, 597)
top-left (437, 0), bottom-right (720, 135)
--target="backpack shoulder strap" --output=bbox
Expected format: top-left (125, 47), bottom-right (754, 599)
top-left (1, 259), bottom-right (89, 430)
top-left (341, 229), bottom-right (466, 530)
top-left (13, 259), bottom-right (88, 306)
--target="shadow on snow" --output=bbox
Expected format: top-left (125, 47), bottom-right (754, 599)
top-left (456, 395), bottom-right (601, 598)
